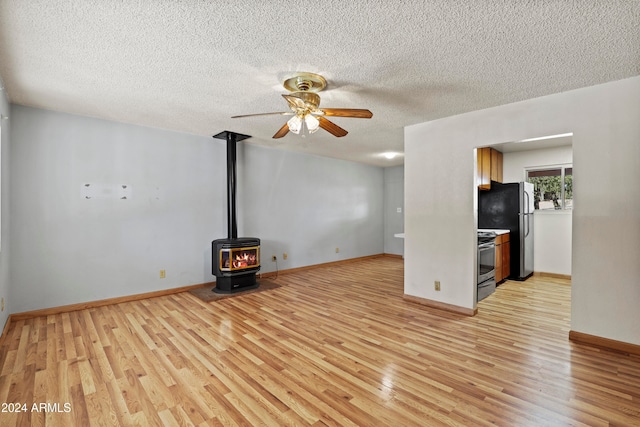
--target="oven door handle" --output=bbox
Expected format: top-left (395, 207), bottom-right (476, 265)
top-left (478, 242), bottom-right (495, 250)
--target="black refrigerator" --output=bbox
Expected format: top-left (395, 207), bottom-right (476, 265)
top-left (478, 182), bottom-right (534, 280)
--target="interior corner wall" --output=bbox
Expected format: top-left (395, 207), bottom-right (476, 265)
top-left (383, 165), bottom-right (404, 256)
top-left (9, 106), bottom-right (384, 313)
top-left (238, 142), bottom-right (384, 270)
top-left (0, 83), bottom-right (10, 331)
top-left (405, 76), bottom-right (640, 345)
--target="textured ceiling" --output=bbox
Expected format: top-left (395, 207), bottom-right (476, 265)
top-left (0, 1), bottom-right (638, 166)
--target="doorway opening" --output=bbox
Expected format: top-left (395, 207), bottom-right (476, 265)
top-left (474, 133), bottom-right (573, 304)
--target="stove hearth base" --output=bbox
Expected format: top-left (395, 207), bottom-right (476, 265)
top-left (213, 273), bottom-right (260, 294)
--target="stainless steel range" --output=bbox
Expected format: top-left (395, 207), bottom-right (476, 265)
top-left (477, 231), bottom-right (497, 301)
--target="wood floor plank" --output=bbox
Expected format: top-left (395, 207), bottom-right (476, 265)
top-left (1, 257), bottom-right (640, 426)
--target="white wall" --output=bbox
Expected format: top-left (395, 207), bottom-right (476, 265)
top-left (531, 211), bottom-right (572, 276)
top-left (502, 145), bottom-right (573, 182)
top-left (405, 76), bottom-right (640, 345)
top-left (9, 106), bottom-right (384, 313)
top-left (503, 146), bottom-right (573, 276)
top-left (0, 81), bottom-right (10, 331)
top-left (383, 165), bottom-right (404, 256)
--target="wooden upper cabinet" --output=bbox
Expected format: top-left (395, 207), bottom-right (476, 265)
top-left (477, 147), bottom-right (503, 190)
top-left (491, 149), bottom-right (503, 182)
top-left (477, 147), bottom-right (491, 190)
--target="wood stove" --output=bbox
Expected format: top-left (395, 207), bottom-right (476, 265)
top-left (211, 131), bottom-right (261, 293)
top-left (212, 237), bottom-right (260, 292)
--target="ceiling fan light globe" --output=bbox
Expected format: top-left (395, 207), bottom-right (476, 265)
top-left (305, 114), bottom-right (320, 133)
top-left (287, 115), bottom-right (303, 134)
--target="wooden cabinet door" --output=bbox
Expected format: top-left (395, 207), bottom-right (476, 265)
top-left (478, 147), bottom-right (502, 190)
top-left (502, 240), bottom-right (510, 279)
top-left (477, 147), bottom-right (491, 190)
top-left (495, 240), bottom-right (503, 282)
top-left (491, 149), bottom-right (503, 183)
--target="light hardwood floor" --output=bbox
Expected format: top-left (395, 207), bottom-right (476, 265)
top-left (1, 257), bottom-right (639, 426)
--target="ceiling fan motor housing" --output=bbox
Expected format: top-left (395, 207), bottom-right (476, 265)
top-left (292, 91), bottom-right (321, 110)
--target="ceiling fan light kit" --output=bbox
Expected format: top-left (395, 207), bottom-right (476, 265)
top-left (287, 114), bottom-right (320, 137)
top-left (232, 72), bottom-right (372, 139)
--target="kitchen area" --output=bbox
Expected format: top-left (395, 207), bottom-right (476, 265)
top-left (394, 136), bottom-right (573, 306)
top-left (475, 141), bottom-right (571, 302)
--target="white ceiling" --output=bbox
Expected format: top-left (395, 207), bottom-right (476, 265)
top-left (0, 1), bottom-right (638, 167)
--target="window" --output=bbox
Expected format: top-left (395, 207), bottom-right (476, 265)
top-left (527, 166), bottom-right (572, 210)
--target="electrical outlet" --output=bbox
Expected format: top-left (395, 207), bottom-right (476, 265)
top-left (335, 247), bottom-right (340, 253)
top-left (1, 297), bottom-right (4, 312)
top-left (160, 270), bottom-right (166, 279)
top-left (434, 280), bottom-right (441, 291)
top-left (283, 253), bottom-right (288, 260)
top-left (272, 255), bottom-right (277, 262)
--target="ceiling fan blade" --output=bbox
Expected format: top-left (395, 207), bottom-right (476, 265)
top-left (320, 108), bottom-right (373, 118)
top-left (272, 122), bottom-right (290, 139)
top-left (318, 116), bottom-right (348, 137)
top-left (231, 112), bottom-right (293, 118)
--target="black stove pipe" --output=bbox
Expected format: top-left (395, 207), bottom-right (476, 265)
top-left (226, 132), bottom-right (238, 239)
top-left (212, 131), bottom-right (251, 240)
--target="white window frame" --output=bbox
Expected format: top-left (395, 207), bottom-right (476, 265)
top-left (525, 164), bottom-right (573, 211)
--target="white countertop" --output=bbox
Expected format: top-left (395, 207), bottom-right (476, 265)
top-left (396, 230), bottom-right (508, 238)
top-left (478, 229), bottom-right (510, 235)
top-left (393, 232), bottom-right (509, 239)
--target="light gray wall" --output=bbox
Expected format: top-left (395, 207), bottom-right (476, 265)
top-left (383, 165), bottom-right (404, 256)
top-left (9, 106), bottom-right (384, 313)
top-left (0, 82), bottom-right (10, 331)
top-left (405, 76), bottom-right (640, 346)
top-left (238, 141), bottom-right (384, 270)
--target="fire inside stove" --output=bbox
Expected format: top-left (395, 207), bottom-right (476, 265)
top-left (220, 246), bottom-right (260, 271)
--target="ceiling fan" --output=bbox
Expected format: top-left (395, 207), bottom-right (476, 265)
top-left (231, 72), bottom-right (373, 138)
